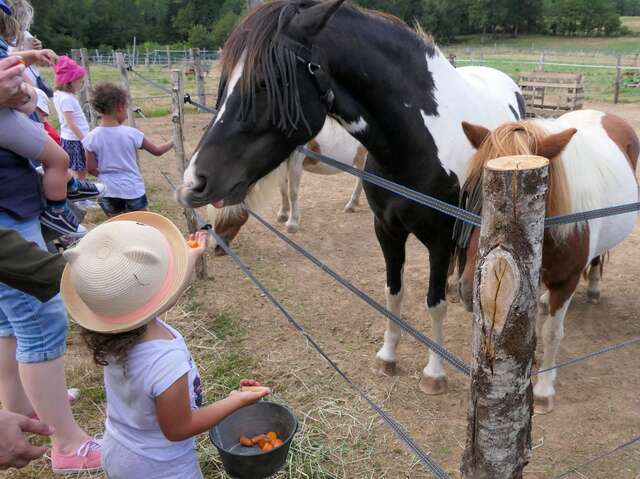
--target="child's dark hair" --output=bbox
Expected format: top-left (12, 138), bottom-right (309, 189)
top-left (90, 82), bottom-right (128, 115)
top-left (81, 325), bottom-right (147, 369)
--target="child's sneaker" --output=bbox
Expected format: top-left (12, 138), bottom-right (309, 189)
top-left (67, 179), bottom-right (105, 202)
top-left (40, 204), bottom-right (87, 238)
top-left (51, 438), bottom-right (102, 475)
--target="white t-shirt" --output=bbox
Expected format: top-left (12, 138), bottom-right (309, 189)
top-left (82, 125), bottom-right (145, 199)
top-left (53, 91), bottom-right (89, 141)
top-left (104, 320), bottom-right (203, 462)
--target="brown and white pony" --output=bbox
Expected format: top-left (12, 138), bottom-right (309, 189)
top-left (210, 117), bottom-right (366, 254)
top-left (456, 109), bottom-right (639, 414)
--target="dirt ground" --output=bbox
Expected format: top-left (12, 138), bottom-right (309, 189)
top-left (6, 100), bottom-right (640, 478)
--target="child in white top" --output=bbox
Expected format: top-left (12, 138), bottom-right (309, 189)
top-left (53, 55), bottom-right (90, 180)
top-left (84, 82), bottom-right (173, 216)
top-left (61, 213), bottom-right (270, 479)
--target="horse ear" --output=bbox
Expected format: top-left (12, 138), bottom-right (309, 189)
top-left (288, 0), bottom-right (346, 38)
top-left (536, 128), bottom-right (577, 159)
top-left (462, 121), bottom-right (490, 150)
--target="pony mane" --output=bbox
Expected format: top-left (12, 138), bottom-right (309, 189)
top-left (220, 0), bottom-right (436, 134)
top-left (454, 121), bottom-right (573, 253)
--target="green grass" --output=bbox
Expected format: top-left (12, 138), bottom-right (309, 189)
top-left (622, 16), bottom-right (640, 34)
top-left (454, 33), bottom-right (640, 54)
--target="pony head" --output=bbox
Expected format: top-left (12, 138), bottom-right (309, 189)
top-left (455, 120), bottom-right (577, 311)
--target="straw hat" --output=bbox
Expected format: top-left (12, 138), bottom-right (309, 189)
top-left (61, 212), bottom-right (190, 334)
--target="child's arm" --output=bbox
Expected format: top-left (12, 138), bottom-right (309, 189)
top-left (141, 138), bottom-right (174, 157)
top-left (11, 49), bottom-right (57, 67)
top-left (156, 376), bottom-right (269, 442)
top-left (85, 150), bottom-right (98, 176)
top-left (63, 111), bottom-right (86, 141)
top-left (13, 82), bottom-right (36, 115)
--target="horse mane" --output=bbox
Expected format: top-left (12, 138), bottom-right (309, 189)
top-left (220, 0), bottom-right (436, 134)
top-left (454, 121), bottom-right (573, 254)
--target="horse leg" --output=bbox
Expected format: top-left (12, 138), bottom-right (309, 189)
top-left (419, 241), bottom-right (450, 395)
top-left (344, 177), bottom-right (363, 213)
top-left (285, 156), bottom-right (304, 233)
top-left (587, 256), bottom-right (602, 304)
top-left (374, 218), bottom-right (409, 377)
top-left (533, 285), bottom-right (575, 414)
top-left (276, 158), bottom-right (291, 223)
top-left (345, 146), bottom-right (367, 213)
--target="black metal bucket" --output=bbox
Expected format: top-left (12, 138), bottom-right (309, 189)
top-left (210, 401), bottom-right (298, 479)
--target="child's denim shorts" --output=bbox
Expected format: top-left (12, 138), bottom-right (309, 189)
top-left (99, 194), bottom-right (148, 216)
top-left (0, 212), bottom-right (68, 363)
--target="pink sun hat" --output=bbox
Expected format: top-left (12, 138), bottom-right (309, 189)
top-left (53, 55), bottom-right (86, 86)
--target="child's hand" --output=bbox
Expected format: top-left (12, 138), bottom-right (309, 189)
top-left (186, 231), bottom-right (208, 258)
top-left (230, 386), bottom-right (270, 407)
top-left (34, 49), bottom-right (58, 66)
top-left (239, 379), bottom-right (263, 388)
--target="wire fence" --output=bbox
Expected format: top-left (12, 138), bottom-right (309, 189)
top-left (127, 64), bottom-right (639, 478)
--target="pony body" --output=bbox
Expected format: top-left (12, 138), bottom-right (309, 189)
top-left (458, 109), bottom-right (639, 413)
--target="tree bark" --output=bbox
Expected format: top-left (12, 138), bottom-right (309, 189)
top-left (461, 155), bottom-right (549, 479)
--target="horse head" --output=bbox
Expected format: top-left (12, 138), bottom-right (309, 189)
top-left (177, 0), bottom-right (346, 209)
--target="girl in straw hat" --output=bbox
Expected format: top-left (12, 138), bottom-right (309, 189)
top-left (61, 212), bottom-right (270, 478)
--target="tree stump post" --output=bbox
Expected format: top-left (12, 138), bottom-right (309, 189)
top-left (79, 48), bottom-right (97, 129)
top-left (191, 48), bottom-right (206, 112)
top-left (171, 70), bottom-right (207, 279)
top-left (461, 155), bottom-right (549, 479)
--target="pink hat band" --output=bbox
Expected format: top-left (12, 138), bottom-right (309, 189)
top-left (54, 55), bottom-right (86, 85)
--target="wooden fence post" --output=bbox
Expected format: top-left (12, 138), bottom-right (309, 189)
top-left (614, 54), bottom-right (622, 104)
top-left (171, 70), bottom-right (207, 279)
top-left (166, 46), bottom-right (172, 69)
top-left (191, 48), bottom-right (206, 111)
top-left (79, 48), bottom-right (98, 129)
top-left (538, 51), bottom-right (545, 71)
top-left (461, 155), bottom-right (548, 479)
top-left (116, 52), bottom-right (136, 129)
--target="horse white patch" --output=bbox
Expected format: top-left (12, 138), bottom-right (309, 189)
top-left (183, 53), bottom-right (246, 187)
top-left (336, 116), bottom-right (368, 134)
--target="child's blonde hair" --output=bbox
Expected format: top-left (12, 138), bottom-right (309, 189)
top-left (0, 0), bottom-right (33, 45)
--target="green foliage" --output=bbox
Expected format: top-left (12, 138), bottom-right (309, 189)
top-left (27, 0), bottom-right (630, 53)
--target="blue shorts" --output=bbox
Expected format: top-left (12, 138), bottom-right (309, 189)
top-left (99, 194), bottom-right (148, 216)
top-left (61, 139), bottom-right (86, 172)
top-left (0, 212), bottom-right (68, 363)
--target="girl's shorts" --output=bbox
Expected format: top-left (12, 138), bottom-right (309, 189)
top-left (99, 195), bottom-right (148, 216)
top-left (102, 434), bottom-right (203, 479)
top-left (61, 139), bottom-right (86, 172)
top-left (0, 212), bottom-right (68, 363)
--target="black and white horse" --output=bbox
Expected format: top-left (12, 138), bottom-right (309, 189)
top-left (177, 0), bottom-right (525, 394)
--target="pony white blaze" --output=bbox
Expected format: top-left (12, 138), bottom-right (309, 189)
top-left (183, 53), bottom-right (246, 187)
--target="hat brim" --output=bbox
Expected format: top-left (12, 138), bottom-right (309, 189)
top-left (0, 3), bottom-right (12, 15)
top-left (61, 212), bottom-right (191, 334)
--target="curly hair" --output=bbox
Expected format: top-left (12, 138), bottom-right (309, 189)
top-left (0, 0), bottom-right (33, 45)
top-left (81, 325), bottom-right (147, 371)
top-left (90, 82), bottom-right (128, 115)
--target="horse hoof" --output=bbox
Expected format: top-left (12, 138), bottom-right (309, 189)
top-left (276, 213), bottom-right (288, 223)
top-left (534, 395), bottom-right (554, 415)
top-left (344, 204), bottom-right (356, 213)
top-left (286, 223), bottom-right (300, 234)
top-left (419, 375), bottom-right (448, 395)
top-left (587, 290), bottom-right (601, 304)
top-left (374, 359), bottom-right (398, 377)
top-left (214, 245), bottom-right (227, 257)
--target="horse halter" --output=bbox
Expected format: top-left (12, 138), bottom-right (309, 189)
top-left (279, 36), bottom-right (336, 112)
